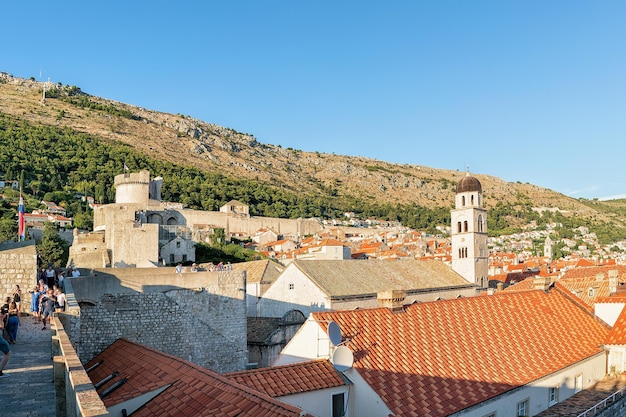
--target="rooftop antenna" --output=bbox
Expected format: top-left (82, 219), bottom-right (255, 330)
top-left (328, 321), bottom-right (342, 346)
top-left (332, 345), bottom-right (354, 372)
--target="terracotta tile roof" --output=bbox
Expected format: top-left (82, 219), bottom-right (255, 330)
top-left (85, 339), bottom-right (306, 417)
top-left (561, 265), bottom-right (626, 280)
top-left (605, 307), bottom-right (626, 345)
top-left (313, 290), bottom-right (608, 417)
top-left (500, 276), bottom-right (537, 292)
top-left (225, 360), bottom-right (347, 397)
top-left (292, 259), bottom-right (473, 298)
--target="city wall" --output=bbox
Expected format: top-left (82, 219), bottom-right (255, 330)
top-left (180, 209), bottom-right (324, 240)
top-left (65, 267), bottom-right (248, 373)
top-left (0, 240), bottom-right (38, 312)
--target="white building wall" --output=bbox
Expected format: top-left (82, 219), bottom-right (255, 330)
top-left (258, 264), bottom-right (331, 318)
top-left (453, 353), bottom-right (606, 417)
top-left (595, 302), bottom-right (625, 326)
top-left (274, 317), bottom-right (332, 365)
top-left (279, 386), bottom-right (356, 417)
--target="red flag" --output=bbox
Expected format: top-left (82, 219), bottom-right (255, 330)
top-left (18, 194), bottom-right (25, 241)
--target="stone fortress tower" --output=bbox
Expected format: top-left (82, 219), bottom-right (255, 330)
top-left (451, 172), bottom-right (489, 287)
top-left (68, 170), bottom-right (325, 269)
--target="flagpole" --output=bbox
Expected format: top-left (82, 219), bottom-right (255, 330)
top-left (18, 188), bottom-right (25, 242)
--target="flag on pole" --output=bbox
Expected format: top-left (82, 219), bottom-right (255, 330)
top-left (18, 194), bottom-right (25, 241)
top-left (124, 162), bottom-right (129, 171)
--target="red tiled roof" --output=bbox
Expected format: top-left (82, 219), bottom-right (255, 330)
top-left (561, 265), bottom-right (626, 280)
top-left (225, 359), bottom-right (346, 397)
top-left (312, 290), bottom-right (608, 417)
top-left (84, 339), bottom-right (306, 417)
top-left (606, 307), bottom-right (626, 345)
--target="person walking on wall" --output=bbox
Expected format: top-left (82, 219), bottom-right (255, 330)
top-left (54, 288), bottom-right (66, 313)
top-left (40, 289), bottom-right (56, 330)
top-left (29, 285), bottom-right (41, 323)
top-left (5, 301), bottom-right (19, 344)
top-left (0, 310), bottom-right (10, 378)
top-left (12, 285), bottom-right (22, 312)
top-left (45, 264), bottom-right (56, 289)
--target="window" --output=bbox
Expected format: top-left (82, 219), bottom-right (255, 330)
top-left (516, 399), bottom-right (529, 417)
top-left (176, 241), bottom-right (181, 248)
top-left (464, 221), bottom-right (468, 232)
top-left (169, 254), bottom-right (175, 263)
top-left (471, 195), bottom-right (474, 205)
top-left (575, 374), bottom-right (583, 393)
top-left (289, 283), bottom-right (294, 290)
top-left (482, 413), bottom-right (496, 417)
top-left (549, 386), bottom-right (559, 406)
top-left (332, 392), bottom-right (346, 417)
top-left (588, 287), bottom-right (596, 297)
top-left (478, 215), bottom-right (484, 232)
top-left (462, 196), bottom-right (466, 206)
top-left (457, 222), bottom-right (462, 233)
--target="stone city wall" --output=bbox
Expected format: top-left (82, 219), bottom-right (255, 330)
top-left (0, 241), bottom-right (39, 313)
top-left (69, 268), bottom-right (248, 373)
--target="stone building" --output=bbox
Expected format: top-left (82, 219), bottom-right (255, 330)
top-left (64, 267), bottom-right (249, 373)
top-left (0, 240), bottom-right (38, 312)
top-left (69, 170), bottom-right (325, 269)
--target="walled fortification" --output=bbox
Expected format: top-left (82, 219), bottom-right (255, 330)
top-left (114, 170), bottom-right (151, 205)
top-left (66, 267), bottom-right (248, 373)
top-left (0, 240), bottom-right (38, 312)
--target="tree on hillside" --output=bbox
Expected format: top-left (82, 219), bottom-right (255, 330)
top-left (0, 218), bottom-right (18, 243)
top-left (38, 222), bottom-right (69, 268)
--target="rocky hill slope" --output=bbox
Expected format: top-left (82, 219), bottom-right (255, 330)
top-left (0, 72), bottom-right (616, 227)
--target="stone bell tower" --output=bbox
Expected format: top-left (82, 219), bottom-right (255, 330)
top-left (451, 172), bottom-right (488, 288)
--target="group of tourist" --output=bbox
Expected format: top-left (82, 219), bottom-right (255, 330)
top-left (0, 265), bottom-right (73, 378)
top-left (0, 284), bottom-right (22, 378)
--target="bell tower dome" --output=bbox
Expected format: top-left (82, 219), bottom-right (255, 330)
top-left (451, 172), bottom-right (488, 288)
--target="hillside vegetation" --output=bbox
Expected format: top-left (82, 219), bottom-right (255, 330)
top-left (1, 72), bottom-right (625, 243)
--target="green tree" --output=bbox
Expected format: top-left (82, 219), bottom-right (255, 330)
top-left (0, 218), bottom-right (18, 242)
top-left (38, 222), bottom-right (69, 267)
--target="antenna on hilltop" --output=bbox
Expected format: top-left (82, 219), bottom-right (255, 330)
top-left (41, 76), bottom-right (50, 106)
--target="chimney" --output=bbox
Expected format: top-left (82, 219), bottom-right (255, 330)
top-left (609, 270), bottom-right (619, 294)
top-left (533, 275), bottom-right (551, 292)
top-left (496, 282), bottom-right (504, 292)
top-left (377, 290), bottom-right (406, 313)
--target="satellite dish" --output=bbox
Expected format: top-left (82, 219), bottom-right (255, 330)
top-left (332, 346), bottom-right (354, 372)
top-left (328, 321), bottom-right (342, 346)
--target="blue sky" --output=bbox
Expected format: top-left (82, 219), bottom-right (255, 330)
top-left (2, 2), bottom-right (625, 199)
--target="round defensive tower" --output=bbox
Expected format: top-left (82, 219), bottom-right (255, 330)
top-left (114, 170), bottom-right (151, 205)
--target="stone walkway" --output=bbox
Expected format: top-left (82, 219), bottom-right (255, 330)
top-left (0, 313), bottom-right (55, 417)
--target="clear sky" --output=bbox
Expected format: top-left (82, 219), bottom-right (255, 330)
top-left (2, 1), bottom-right (625, 199)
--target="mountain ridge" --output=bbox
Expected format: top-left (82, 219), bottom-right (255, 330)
top-left (0, 72), bottom-right (619, 231)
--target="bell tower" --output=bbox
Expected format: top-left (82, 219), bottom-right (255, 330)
top-left (451, 172), bottom-right (488, 287)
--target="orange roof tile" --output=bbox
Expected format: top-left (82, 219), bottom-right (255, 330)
top-left (606, 307), bottom-right (626, 345)
top-left (312, 290), bottom-right (608, 417)
top-left (225, 360), bottom-right (346, 397)
top-left (85, 339), bottom-right (306, 417)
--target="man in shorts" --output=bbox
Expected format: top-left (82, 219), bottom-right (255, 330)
top-left (0, 309), bottom-right (10, 377)
top-left (40, 289), bottom-right (56, 330)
